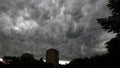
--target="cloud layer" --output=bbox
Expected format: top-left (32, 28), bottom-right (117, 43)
top-left (0, 0), bottom-right (114, 60)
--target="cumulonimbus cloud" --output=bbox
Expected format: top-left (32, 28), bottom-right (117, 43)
top-left (0, 0), bottom-right (115, 60)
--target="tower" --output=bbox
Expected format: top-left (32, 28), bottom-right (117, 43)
top-left (46, 48), bottom-right (59, 68)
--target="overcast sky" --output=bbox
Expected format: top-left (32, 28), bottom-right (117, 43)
top-left (0, 0), bottom-right (115, 60)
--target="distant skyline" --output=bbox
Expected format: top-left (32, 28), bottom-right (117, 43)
top-left (0, 0), bottom-right (115, 60)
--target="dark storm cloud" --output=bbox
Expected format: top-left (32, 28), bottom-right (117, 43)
top-left (0, 0), bottom-right (115, 60)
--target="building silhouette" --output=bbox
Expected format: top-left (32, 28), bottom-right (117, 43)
top-left (46, 48), bottom-right (59, 68)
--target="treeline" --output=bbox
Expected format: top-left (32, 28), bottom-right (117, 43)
top-left (69, 54), bottom-right (120, 68)
top-left (0, 52), bottom-right (120, 68)
top-left (0, 53), bottom-right (54, 68)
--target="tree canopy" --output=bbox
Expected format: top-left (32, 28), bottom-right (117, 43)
top-left (97, 0), bottom-right (120, 33)
top-left (97, 0), bottom-right (120, 55)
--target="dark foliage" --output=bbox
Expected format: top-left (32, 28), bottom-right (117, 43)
top-left (97, 0), bottom-right (120, 33)
top-left (68, 58), bottom-right (90, 68)
top-left (0, 53), bottom-right (55, 68)
top-left (97, 0), bottom-right (120, 55)
top-left (106, 34), bottom-right (120, 56)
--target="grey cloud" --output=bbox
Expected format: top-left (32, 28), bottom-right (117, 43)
top-left (0, 0), bottom-right (115, 60)
top-left (66, 23), bottom-right (84, 38)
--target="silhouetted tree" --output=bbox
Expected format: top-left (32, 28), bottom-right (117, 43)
top-left (97, 0), bottom-right (120, 55)
top-left (59, 64), bottom-right (69, 68)
top-left (68, 58), bottom-right (89, 68)
top-left (40, 57), bottom-right (44, 62)
top-left (2, 56), bottom-right (20, 64)
top-left (0, 53), bottom-right (56, 68)
top-left (106, 34), bottom-right (120, 56)
top-left (20, 53), bottom-right (35, 64)
top-left (97, 0), bottom-right (120, 33)
top-left (97, 0), bottom-right (120, 67)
